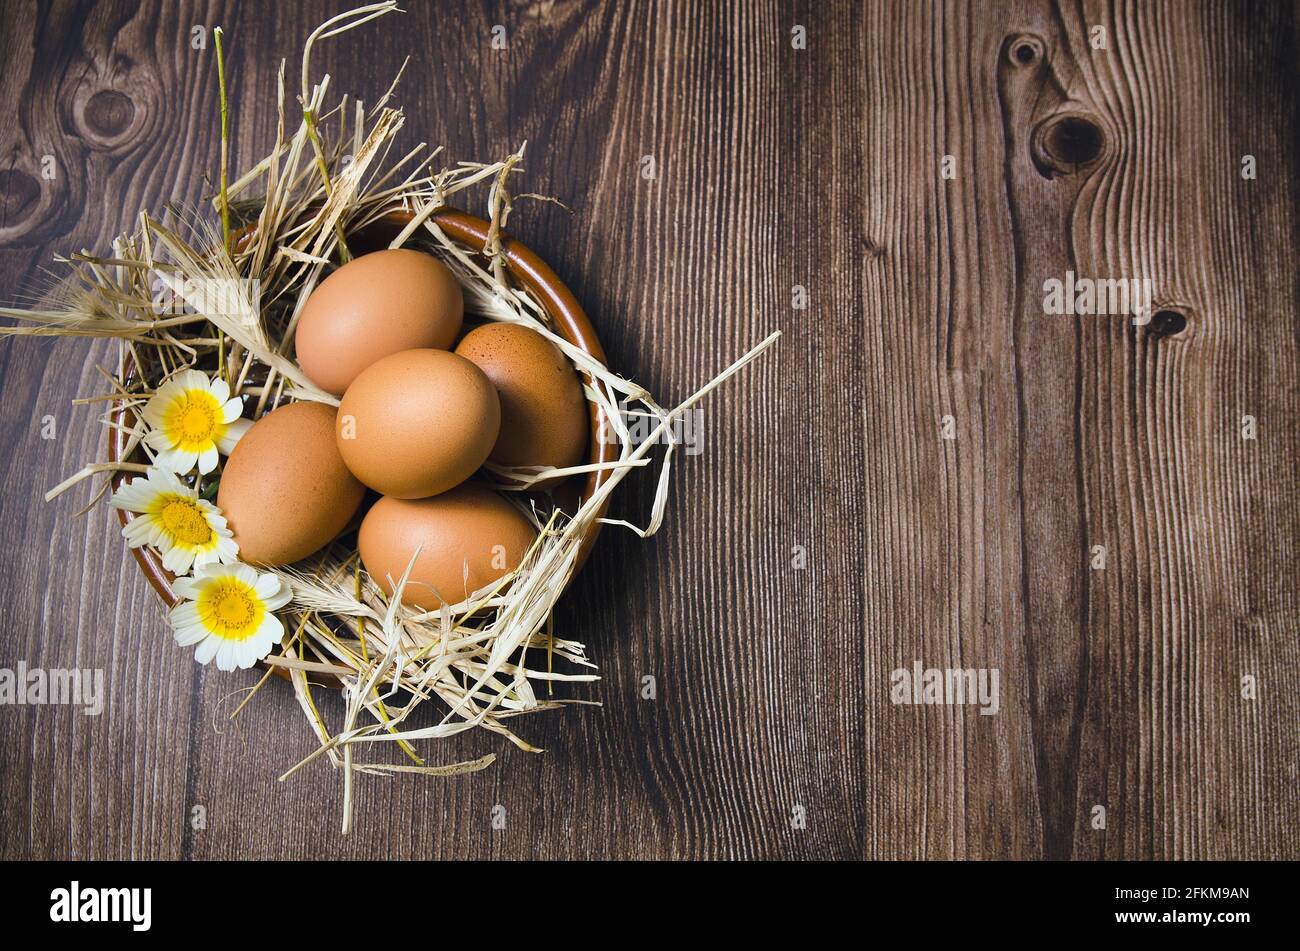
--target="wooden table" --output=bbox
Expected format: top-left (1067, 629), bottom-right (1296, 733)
top-left (0, 0), bottom-right (1295, 860)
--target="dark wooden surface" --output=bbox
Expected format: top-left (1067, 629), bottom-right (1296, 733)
top-left (0, 0), bottom-right (1296, 860)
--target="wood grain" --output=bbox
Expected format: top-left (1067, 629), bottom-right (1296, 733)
top-left (0, 0), bottom-right (1295, 860)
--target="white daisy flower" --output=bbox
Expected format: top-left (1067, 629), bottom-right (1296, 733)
top-left (110, 468), bottom-right (239, 574)
top-left (169, 563), bottom-right (292, 671)
top-left (141, 369), bottom-right (250, 475)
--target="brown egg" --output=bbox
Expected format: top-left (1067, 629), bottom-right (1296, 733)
top-left (336, 348), bottom-right (500, 499)
top-left (294, 249), bottom-right (464, 396)
top-left (454, 322), bottom-right (587, 470)
top-left (217, 401), bottom-right (365, 566)
top-left (358, 484), bottom-right (537, 609)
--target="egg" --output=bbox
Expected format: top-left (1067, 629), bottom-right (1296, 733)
top-left (216, 401), bottom-right (365, 566)
top-left (293, 249), bottom-right (464, 396)
top-left (453, 322), bottom-right (587, 470)
top-left (358, 484), bottom-right (537, 609)
top-left (336, 348), bottom-right (500, 499)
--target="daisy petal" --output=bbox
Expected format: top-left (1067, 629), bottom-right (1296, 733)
top-left (159, 447), bottom-right (198, 474)
top-left (253, 573), bottom-right (282, 599)
top-left (143, 429), bottom-right (172, 451)
top-left (122, 518), bottom-right (153, 545)
top-left (214, 641), bottom-right (237, 672)
top-left (194, 635), bottom-right (220, 665)
top-left (178, 369), bottom-right (210, 391)
top-left (173, 623), bottom-right (208, 647)
top-left (216, 417), bottom-right (251, 454)
top-left (170, 602), bottom-right (200, 627)
top-left (237, 638), bottom-right (270, 669)
top-left (197, 446), bottom-right (219, 475)
top-left (161, 546), bottom-right (195, 574)
top-left (257, 612), bottom-right (286, 645)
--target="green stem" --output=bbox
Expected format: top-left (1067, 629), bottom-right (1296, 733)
top-left (214, 27), bottom-right (231, 256)
top-left (213, 26), bottom-right (231, 383)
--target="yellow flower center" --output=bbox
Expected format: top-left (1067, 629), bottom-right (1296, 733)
top-left (197, 578), bottom-right (265, 642)
top-left (158, 496), bottom-right (213, 546)
top-left (164, 390), bottom-right (225, 451)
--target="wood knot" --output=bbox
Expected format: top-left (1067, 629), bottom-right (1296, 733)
top-left (0, 168), bottom-right (41, 229)
top-left (1032, 112), bottom-right (1106, 178)
top-left (72, 85), bottom-right (145, 151)
top-left (1146, 308), bottom-right (1190, 339)
top-left (1006, 34), bottom-right (1045, 68)
top-left (84, 90), bottom-right (137, 139)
